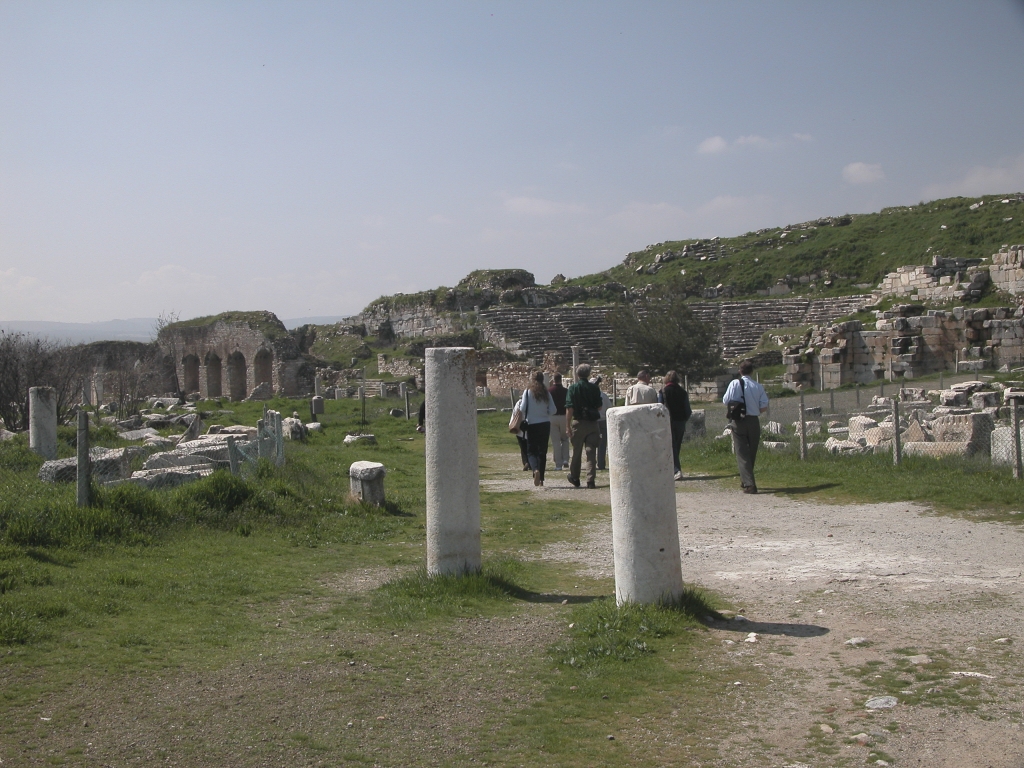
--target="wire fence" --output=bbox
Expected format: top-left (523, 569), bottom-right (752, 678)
top-left (227, 408), bottom-right (284, 477)
top-left (675, 374), bottom-right (1024, 474)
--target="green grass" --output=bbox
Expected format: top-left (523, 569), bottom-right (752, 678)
top-left (678, 435), bottom-right (1024, 519)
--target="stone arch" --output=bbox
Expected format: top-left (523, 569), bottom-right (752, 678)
top-left (227, 351), bottom-right (247, 401)
top-left (182, 354), bottom-right (200, 394)
top-left (205, 352), bottom-right (222, 398)
top-left (254, 349), bottom-right (273, 388)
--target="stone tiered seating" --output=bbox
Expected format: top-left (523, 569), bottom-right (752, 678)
top-left (479, 294), bottom-right (875, 363)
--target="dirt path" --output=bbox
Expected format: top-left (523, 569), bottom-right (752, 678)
top-left (528, 471), bottom-right (1024, 767)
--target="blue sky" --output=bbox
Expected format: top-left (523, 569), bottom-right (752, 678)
top-left (2, 1), bottom-right (1024, 322)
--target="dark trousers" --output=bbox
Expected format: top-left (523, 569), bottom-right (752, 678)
top-left (597, 419), bottom-right (608, 470)
top-left (516, 435), bottom-right (530, 469)
top-left (731, 415), bottom-right (761, 488)
top-left (525, 421), bottom-right (551, 480)
top-left (670, 419), bottom-right (687, 473)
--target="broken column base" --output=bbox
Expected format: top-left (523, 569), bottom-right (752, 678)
top-left (349, 460), bottom-right (386, 507)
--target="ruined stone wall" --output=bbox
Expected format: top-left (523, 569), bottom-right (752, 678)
top-left (377, 354), bottom-right (422, 379)
top-left (340, 306), bottom-right (464, 339)
top-left (159, 315), bottom-right (311, 400)
top-left (784, 305), bottom-right (1024, 389)
top-left (989, 244), bottom-right (1024, 296)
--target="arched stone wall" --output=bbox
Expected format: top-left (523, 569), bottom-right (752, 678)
top-left (205, 352), bottom-right (222, 398)
top-left (182, 354), bottom-right (200, 394)
top-left (227, 352), bottom-right (247, 401)
top-left (254, 349), bottom-right (273, 387)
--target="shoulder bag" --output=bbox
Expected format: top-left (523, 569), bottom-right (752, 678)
top-left (725, 377), bottom-right (747, 422)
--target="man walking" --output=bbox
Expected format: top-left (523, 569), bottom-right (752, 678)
top-left (722, 359), bottom-right (769, 494)
top-left (660, 370), bottom-right (692, 481)
top-left (625, 369), bottom-right (658, 405)
top-left (548, 373), bottom-right (570, 470)
top-left (565, 363), bottom-right (603, 489)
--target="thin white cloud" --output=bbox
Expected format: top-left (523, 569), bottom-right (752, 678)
top-left (842, 162), bottom-right (885, 185)
top-left (923, 153), bottom-right (1024, 198)
top-left (609, 194), bottom-right (779, 239)
top-left (735, 134), bottom-right (771, 148)
top-left (698, 136), bottom-right (729, 155)
top-left (503, 196), bottom-right (588, 216)
top-left (792, 133), bottom-right (814, 142)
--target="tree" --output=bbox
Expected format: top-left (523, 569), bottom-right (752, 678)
top-left (605, 295), bottom-right (722, 381)
top-left (0, 331), bottom-right (90, 431)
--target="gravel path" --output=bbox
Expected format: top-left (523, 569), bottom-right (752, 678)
top-left (533, 471), bottom-right (1024, 766)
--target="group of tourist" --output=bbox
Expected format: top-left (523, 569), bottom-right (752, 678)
top-left (511, 363), bottom-right (696, 488)
top-left (511, 358), bottom-right (769, 493)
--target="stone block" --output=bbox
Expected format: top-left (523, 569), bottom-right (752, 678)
top-left (902, 441), bottom-right (971, 458)
top-left (684, 410), bottom-right (706, 439)
top-left (971, 391), bottom-right (999, 409)
top-left (864, 425), bottom-right (894, 446)
top-left (824, 437), bottom-right (868, 455)
top-left (349, 460), bottom-right (387, 507)
top-left (38, 447), bottom-right (137, 484)
top-left (931, 412), bottom-right (994, 455)
top-left (848, 415), bottom-right (878, 441)
top-left (991, 426), bottom-right (1024, 466)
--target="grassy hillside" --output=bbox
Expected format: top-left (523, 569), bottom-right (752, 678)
top-left (568, 193), bottom-right (1024, 301)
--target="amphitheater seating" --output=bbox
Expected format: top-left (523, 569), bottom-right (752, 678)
top-left (477, 295), bottom-right (873, 363)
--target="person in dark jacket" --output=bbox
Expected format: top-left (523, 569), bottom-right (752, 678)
top-left (661, 370), bottom-right (692, 480)
top-left (565, 363), bottom-right (603, 488)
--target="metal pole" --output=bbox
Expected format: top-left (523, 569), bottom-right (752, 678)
top-left (879, 381), bottom-right (884, 398)
top-left (1014, 399), bottom-right (1022, 481)
top-left (405, 389), bottom-right (411, 420)
top-left (76, 410), bottom-right (90, 508)
top-left (856, 383), bottom-right (861, 407)
top-left (829, 389), bottom-right (835, 414)
top-left (799, 391), bottom-right (807, 460)
top-left (360, 386), bottom-right (366, 432)
top-left (892, 399), bottom-right (902, 466)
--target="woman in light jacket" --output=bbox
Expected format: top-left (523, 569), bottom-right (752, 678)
top-left (519, 371), bottom-right (558, 486)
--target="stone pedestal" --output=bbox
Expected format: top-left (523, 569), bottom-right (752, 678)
top-left (606, 403), bottom-right (684, 606)
top-left (29, 386), bottom-right (57, 460)
top-left (425, 347), bottom-right (481, 576)
top-left (349, 461), bottom-right (386, 507)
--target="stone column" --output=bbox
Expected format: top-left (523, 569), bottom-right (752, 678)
top-left (314, 375), bottom-right (323, 397)
top-left (606, 403), bottom-right (684, 606)
top-left (571, 345), bottom-right (581, 371)
top-left (425, 347), bottom-right (481, 576)
top-left (29, 386), bottom-right (58, 460)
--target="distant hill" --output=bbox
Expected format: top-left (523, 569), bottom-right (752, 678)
top-left (0, 318), bottom-right (158, 344)
top-left (566, 193), bottom-right (1024, 301)
top-left (280, 315), bottom-right (349, 329)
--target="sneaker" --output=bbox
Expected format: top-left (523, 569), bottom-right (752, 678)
top-left (674, 471), bottom-right (683, 481)
top-left (533, 470), bottom-right (541, 487)
top-left (586, 481), bottom-right (597, 489)
top-left (567, 476), bottom-right (580, 488)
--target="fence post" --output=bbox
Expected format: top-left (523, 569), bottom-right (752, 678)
top-left (76, 410), bottom-right (90, 508)
top-left (892, 399), bottom-right (902, 466)
top-left (799, 391), bottom-right (807, 460)
top-left (829, 389), bottom-right (835, 414)
top-left (879, 381), bottom-right (884, 398)
top-left (226, 435), bottom-right (239, 476)
top-left (405, 389), bottom-right (411, 420)
top-left (257, 418), bottom-right (268, 460)
top-left (275, 411), bottom-right (285, 467)
top-left (1014, 399), bottom-right (1022, 481)
top-left (856, 383), bottom-right (861, 407)
top-left (939, 372), bottom-right (944, 391)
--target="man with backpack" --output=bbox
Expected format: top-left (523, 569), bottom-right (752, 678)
top-left (565, 363), bottom-right (603, 489)
top-left (722, 359), bottom-right (769, 494)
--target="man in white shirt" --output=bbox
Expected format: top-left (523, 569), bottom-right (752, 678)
top-left (625, 369), bottom-right (659, 405)
top-left (722, 359), bottom-right (769, 494)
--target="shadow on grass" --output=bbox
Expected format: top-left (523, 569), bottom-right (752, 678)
top-left (710, 618), bottom-right (830, 638)
top-left (679, 473), bottom-right (737, 482)
top-left (760, 483), bottom-right (840, 495)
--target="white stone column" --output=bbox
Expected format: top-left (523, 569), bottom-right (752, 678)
top-left (606, 403), bottom-right (684, 606)
top-left (29, 386), bottom-right (58, 460)
top-left (425, 347), bottom-right (481, 576)
top-left (571, 345), bottom-right (581, 371)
